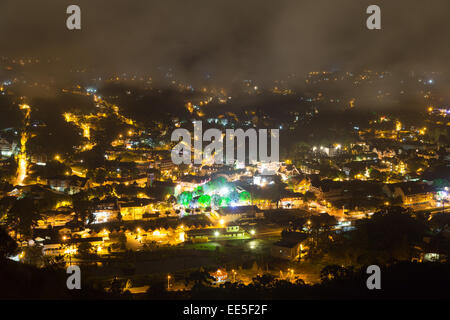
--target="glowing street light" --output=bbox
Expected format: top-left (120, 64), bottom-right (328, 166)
top-left (232, 269), bottom-right (237, 282)
top-left (288, 268), bottom-right (295, 281)
top-left (167, 274), bottom-right (171, 290)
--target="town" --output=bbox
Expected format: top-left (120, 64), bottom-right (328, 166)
top-left (0, 57), bottom-right (448, 299)
top-left (0, 0), bottom-right (449, 301)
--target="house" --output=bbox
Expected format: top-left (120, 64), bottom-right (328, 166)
top-left (279, 195), bottom-right (303, 209)
top-left (104, 173), bottom-right (148, 187)
top-left (176, 175), bottom-right (210, 195)
top-left (412, 234), bottom-right (449, 263)
top-left (186, 225), bottom-right (250, 243)
top-left (42, 236), bottom-right (105, 256)
top-left (312, 180), bottom-right (350, 202)
top-left (271, 241), bottom-right (302, 261)
top-left (119, 198), bottom-right (156, 220)
top-left (30, 153), bottom-right (48, 165)
top-left (382, 182), bottom-right (434, 206)
top-left (91, 198), bottom-right (121, 223)
top-left (218, 205), bottom-right (263, 223)
top-left (47, 175), bottom-right (90, 194)
top-left (278, 163), bottom-right (301, 180)
top-left (0, 138), bottom-right (17, 158)
top-left (37, 210), bottom-right (75, 228)
top-left (271, 232), bottom-right (309, 261)
top-left (8, 184), bottom-right (53, 200)
top-left (298, 164), bottom-right (320, 175)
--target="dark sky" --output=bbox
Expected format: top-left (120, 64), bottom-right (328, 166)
top-left (1, 0), bottom-right (449, 81)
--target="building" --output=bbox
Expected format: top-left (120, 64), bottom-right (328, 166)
top-left (279, 195), bottom-right (303, 209)
top-left (42, 236), bottom-right (105, 256)
top-left (382, 182), bottom-right (434, 207)
top-left (104, 174), bottom-right (148, 187)
top-left (218, 205), bottom-right (263, 223)
top-left (271, 232), bottom-right (309, 261)
top-left (119, 198), bottom-right (156, 220)
top-left (37, 210), bottom-right (76, 228)
top-left (47, 175), bottom-right (90, 194)
top-left (0, 138), bottom-right (17, 159)
top-left (312, 180), bottom-right (350, 202)
top-left (175, 175), bottom-right (210, 195)
top-left (186, 226), bottom-right (250, 243)
top-left (91, 198), bottom-right (121, 223)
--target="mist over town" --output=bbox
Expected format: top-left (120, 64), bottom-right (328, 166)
top-left (0, 0), bottom-right (449, 301)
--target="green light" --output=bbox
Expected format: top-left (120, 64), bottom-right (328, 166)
top-left (198, 194), bottom-right (211, 207)
top-left (178, 191), bottom-right (192, 207)
top-left (239, 191), bottom-right (251, 203)
top-left (220, 196), bottom-right (230, 207)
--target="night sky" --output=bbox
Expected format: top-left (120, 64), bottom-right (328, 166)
top-left (0, 0), bottom-right (449, 80)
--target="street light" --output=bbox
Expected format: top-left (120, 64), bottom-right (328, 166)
top-left (232, 269), bottom-right (237, 282)
top-left (167, 274), bottom-right (171, 290)
top-left (63, 236), bottom-right (72, 266)
top-left (288, 268), bottom-right (294, 281)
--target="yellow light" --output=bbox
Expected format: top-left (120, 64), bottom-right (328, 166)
top-left (219, 219), bottom-right (225, 226)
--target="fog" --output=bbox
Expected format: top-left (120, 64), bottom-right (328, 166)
top-left (0, 0), bottom-right (449, 83)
